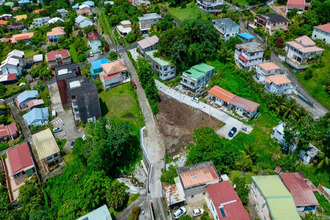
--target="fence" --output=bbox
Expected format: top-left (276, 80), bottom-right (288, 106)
top-left (140, 126), bottom-right (151, 194)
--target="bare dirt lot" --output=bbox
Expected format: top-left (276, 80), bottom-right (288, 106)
top-left (156, 92), bottom-right (224, 156)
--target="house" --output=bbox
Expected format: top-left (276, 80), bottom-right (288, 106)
top-left (33, 54), bottom-right (43, 64)
top-left (33, 9), bottom-right (44, 14)
top-left (163, 177), bottom-right (186, 210)
top-left (72, 3), bottom-right (80, 10)
top-left (213, 18), bottom-right (239, 41)
top-left (299, 144), bottom-right (320, 165)
top-left (271, 121), bottom-right (296, 153)
top-left (5, 142), bottom-right (35, 202)
top-left (23, 107), bottom-right (49, 127)
top-left (181, 63), bottom-right (215, 92)
top-left (265, 75), bottom-right (293, 95)
top-left (0, 73), bottom-right (17, 83)
top-left (116, 20), bottom-right (132, 37)
top-left (48, 17), bottom-right (64, 24)
top-left (32, 128), bottom-right (61, 172)
top-left (8, 22), bottom-right (24, 31)
top-left (16, 14), bottom-right (27, 21)
top-left (33, 16), bottom-right (50, 27)
top-left (55, 63), bottom-right (81, 109)
top-left (312, 23), bottom-right (330, 44)
top-left (229, 96), bottom-right (260, 118)
top-left (0, 20), bottom-right (8, 26)
top-left (0, 57), bottom-right (22, 77)
top-left (138, 13), bottom-right (162, 33)
top-left (47, 27), bottom-right (66, 43)
top-left (235, 42), bottom-right (265, 71)
top-left (77, 205), bottom-right (112, 220)
top-left (196, 0), bottom-right (223, 11)
top-left (177, 161), bottom-right (220, 203)
top-left (82, 0), bottom-right (95, 7)
top-left (251, 175), bottom-right (300, 220)
top-left (27, 99), bottom-right (44, 110)
top-left (238, 32), bottom-right (256, 43)
top-left (88, 31), bottom-right (102, 53)
top-left (137, 35), bottom-right (159, 56)
top-left (208, 85), bottom-right (236, 107)
top-left (16, 90), bottom-right (38, 110)
top-left (255, 62), bottom-right (280, 83)
top-left (11, 32), bottom-right (34, 43)
top-left (75, 15), bottom-right (93, 28)
top-left (100, 60), bottom-right (128, 91)
top-left (286, 0), bottom-right (310, 14)
top-left (17, 0), bottom-right (30, 5)
top-left (206, 181), bottom-right (250, 220)
top-left (76, 7), bottom-right (92, 16)
top-left (79, 4), bottom-right (90, 10)
top-left (6, 50), bottom-right (24, 66)
top-left (145, 50), bottom-right (176, 81)
top-left (46, 49), bottom-right (71, 69)
top-left (133, 0), bottom-right (151, 8)
top-left (90, 59), bottom-right (108, 77)
top-left (0, 123), bottom-right (18, 142)
top-left (254, 14), bottom-right (290, 35)
top-left (280, 173), bottom-right (319, 212)
top-left (67, 76), bottom-right (102, 123)
top-left (57, 9), bottom-right (68, 18)
top-left (285, 36), bottom-right (324, 65)
top-left (0, 14), bottom-right (13, 20)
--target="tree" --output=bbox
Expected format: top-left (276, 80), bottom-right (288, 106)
top-left (287, 8), bottom-right (298, 20)
top-left (0, 83), bottom-right (7, 95)
top-left (125, 32), bottom-right (137, 43)
top-left (132, 22), bottom-right (140, 36)
top-left (316, 151), bottom-right (329, 170)
top-left (109, 51), bottom-right (118, 60)
top-left (160, 165), bottom-right (177, 185)
top-left (268, 94), bottom-right (287, 116)
top-left (232, 177), bottom-right (249, 205)
top-left (239, 144), bottom-right (259, 164)
top-left (106, 180), bottom-right (127, 210)
top-left (78, 54), bottom-right (86, 62)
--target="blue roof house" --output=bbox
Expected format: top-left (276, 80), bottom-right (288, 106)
top-left (90, 59), bottom-right (109, 77)
top-left (16, 90), bottom-right (39, 110)
top-left (238, 32), bottom-right (255, 43)
top-left (23, 107), bottom-right (49, 127)
top-left (72, 3), bottom-right (79, 9)
top-left (77, 205), bottom-right (112, 220)
top-left (82, 1), bottom-right (95, 7)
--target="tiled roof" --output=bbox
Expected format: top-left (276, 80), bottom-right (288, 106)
top-left (280, 173), bottom-right (319, 207)
top-left (33, 9), bottom-right (44, 14)
top-left (208, 86), bottom-right (236, 103)
top-left (27, 99), bottom-right (45, 109)
top-left (287, 0), bottom-right (306, 9)
top-left (16, 14), bottom-right (27, 21)
top-left (286, 36), bottom-right (324, 53)
top-left (7, 142), bottom-right (34, 174)
top-left (0, 20), bottom-right (8, 25)
top-left (88, 31), bottom-right (100, 42)
top-left (206, 181), bottom-right (250, 220)
top-left (46, 49), bottom-right (70, 61)
top-left (11, 32), bottom-right (34, 43)
top-left (0, 123), bottom-right (18, 138)
top-left (257, 62), bottom-right (280, 71)
top-left (47, 27), bottom-right (65, 37)
top-left (229, 96), bottom-right (260, 113)
top-left (266, 75), bottom-right (291, 85)
top-left (101, 60), bottom-right (127, 75)
top-left (103, 73), bottom-right (120, 81)
top-left (314, 23), bottom-right (330, 34)
top-left (137, 35), bottom-right (159, 49)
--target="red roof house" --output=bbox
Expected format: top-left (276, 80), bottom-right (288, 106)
top-left (280, 173), bottom-right (319, 212)
top-left (88, 31), bottom-right (100, 42)
top-left (0, 123), bottom-right (18, 141)
top-left (7, 142), bottom-right (34, 175)
top-left (206, 181), bottom-right (250, 220)
top-left (46, 49), bottom-right (71, 69)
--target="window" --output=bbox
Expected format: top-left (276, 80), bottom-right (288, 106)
top-left (219, 207), bottom-right (226, 217)
top-left (191, 195), bottom-right (194, 198)
top-left (203, 192), bottom-right (206, 195)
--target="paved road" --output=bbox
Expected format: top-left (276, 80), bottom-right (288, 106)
top-left (8, 102), bottom-right (31, 141)
top-left (121, 52), bottom-right (167, 220)
top-left (116, 193), bottom-right (151, 220)
top-left (155, 81), bottom-right (253, 139)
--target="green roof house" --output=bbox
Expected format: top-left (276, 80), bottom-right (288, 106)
top-left (181, 63), bottom-right (215, 92)
top-left (251, 175), bottom-right (300, 220)
top-left (145, 50), bottom-right (176, 81)
top-left (77, 205), bottom-right (112, 220)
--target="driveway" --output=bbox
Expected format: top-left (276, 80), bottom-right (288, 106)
top-left (155, 80), bottom-right (253, 140)
top-left (49, 82), bottom-right (83, 151)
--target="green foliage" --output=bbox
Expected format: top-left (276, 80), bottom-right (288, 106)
top-left (78, 54), bottom-right (87, 62)
top-left (0, 83), bottom-right (7, 94)
top-left (29, 64), bottom-right (52, 80)
top-left (156, 15), bottom-right (173, 32)
top-left (315, 193), bottom-right (330, 216)
top-left (179, 215), bottom-right (192, 220)
top-left (106, 180), bottom-right (127, 210)
top-left (287, 8), bottom-right (298, 20)
top-left (160, 165), bottom-right (178, 185)
top-left (109, 51), bottom-right (118, 61)
top-left (125, 32), bottom-right (137, 44)
top-left (232, 177), bottom-right (249, 205)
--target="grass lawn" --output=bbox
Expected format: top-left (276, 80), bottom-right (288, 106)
top-left (315, 193), bottom-right (330, 215)
top-left (294, 49), bottom-right (330, 110)
top-left (229, 170), bottom-right (255, 184)
top-left (62, 152), bottom-right (76, 165)
top-left (69, 44), bottom-right (78, 63)
top-left (127, 193), bottom-right (140, 206)
top-left (98, 83), bottom-right (144, 133)
top-left (24, 49), bottom-right (39, 58)
top-left (168, 2), bottom-right (214, 23)
top-left (2, 83), bottom-right (21, 99)
top-left (99, 8), bottom-right (113, 42)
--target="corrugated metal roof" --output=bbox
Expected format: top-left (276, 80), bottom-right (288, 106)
top-left (32, 128), bottom-right (59, 160)
top-left (77, 205), bottom-right (112, 220)
top-left (17, 90), bottom-right (38, 104)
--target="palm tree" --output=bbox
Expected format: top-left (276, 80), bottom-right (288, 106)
top-left (282, 98), bottom-right (299, 119)
top-left (296, 107), bottom-right (308, 122)
top-left (268, 94), bottom-right (287, 116)
top-left (239, 144), bottom-right (259, 164)
top-left (316, 151), bottom-right (329, 170)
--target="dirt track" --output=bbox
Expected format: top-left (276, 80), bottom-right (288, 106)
top-left (156, 92), bottom-right (224, 156)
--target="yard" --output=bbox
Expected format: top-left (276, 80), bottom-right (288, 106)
top-left (98, 83), bottom-right (144, 133)
top-left (69, 44), bottom-right (78, 63)
top-left (98, 8), bottom-right (114, 43)
top-left (168, 3), bottom-right (214, 23)
top-left (24, 49), bottom-right (39, 58)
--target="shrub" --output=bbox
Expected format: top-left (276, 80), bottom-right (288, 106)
top-left (78, 54), bottom-right (86, 62)
top-left (110, 51), bottom-right (118, 61)
top-left (131, 206), bottom-right (141, 220)
top-left (160, 165), bottom-right (177, 185)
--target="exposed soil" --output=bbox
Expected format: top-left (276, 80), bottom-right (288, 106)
top-left (156, 92), bottom-right (224, 156)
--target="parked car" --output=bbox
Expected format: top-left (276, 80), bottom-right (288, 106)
top-left (52, 110), bottom-right (57, 117)
top-left (90, 51), bottom-right (94, 57)
top-left (192, 209), bottom-right (204, 217)
top-left (70, 141), bottom-right (74, 149)
top-left (228, 127), bottom-right (237, 137)
top-left (53, 127), bottom-right (62, 133)
top-left (192, 97), bottom-right (199, 103)
top-left (173, 207), bottom-right (186, 219)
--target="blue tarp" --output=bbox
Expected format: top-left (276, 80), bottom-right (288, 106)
top-left (238, 32), bottom-right (255, 40)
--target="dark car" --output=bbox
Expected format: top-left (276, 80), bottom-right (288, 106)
top-left (70, 141), bottom-right (74, 149)
top-left (53, 127), bottom-right (62, 133)
top-left (228, 127), bottom-right (237, 137)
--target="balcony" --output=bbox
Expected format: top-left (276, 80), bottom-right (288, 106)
top-left (181, 80), bottom-right (195, 89)
top-left (71, 99), bottom-right (78, 108)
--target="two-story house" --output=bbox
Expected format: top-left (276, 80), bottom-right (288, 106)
top-left (235, 42), bottom-right (265, 71)
top-left (181, 63), bottom-right (215, 92)
top-left (312, 23), bottom-right (330, 44)
top-left (116, 20), bottom-right (132, 37)
top-left (138, 13), bottom-right (162, 34)
top-left (254, 13), bottom-right (290, 35)
top-left (90, 59), bottom-right (109, 78)
top-left (0, 57), bottom-right (22, 76)
top-left (265, 74), bottom-right (293, 95)
top-left (100, 60), bottom-right (128, 91)
top-left (11, 32), bottom-right (34, 44)
top-left (137, 35), bottom-right (159, 56)
top-left (47, 27), bottom-right (66, 43)
top-left (33, 16), bottom-right (50, 27)
top-left (213, 18), bottom-right (239, 41)
top-left (145, 50), bottom-right (176, 81)
top-left (16, 90), bottom-right (38, 110)
top-left (75, 15), bottom-right (93, 28)
top-left (57, 9), bottom-right (68, 18)
top-left (8, 22), bottom-right (24, 31)
top-left (285, 36), bottom-right (324, 65)
top-left (88, 31), bottom-right (102, 53)
top-left (0, 123), bottom-right (18, 142)
top-left (196, 0), bottom-right (223, 11)
top-left (76, 7), bottom-right (92, 16)
top-left (286, 0), bottom-right (310, 14)
top-left (255, 62), bottom-right (280, 83)
top-left (23, 107), bottom-right (49, 127)
top-left (251, 175), bottom-right (300, 220)
top-left (0, 14), bottom-right (13, 20)
top-left (46, 49), bottom-right (71, 69)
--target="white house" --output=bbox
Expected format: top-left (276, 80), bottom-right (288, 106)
top-left (181, 63), bottom-right (215, 92)
top-left (145, 50), bottom-right (176, 81)
top-left (116, 20), bottom-right (132, 37)
top-left (196, 0), bottom-right (223, 11)
top-left (138, 13), bottom-right (161, 34)
top-left (48, 17), bottom-right (64, 24)
top-left (213, 18), bottom-right (239, 41)
top-left (7, 50), bottom-right (25, 67)
top-left (33, 16), bottom-right (50, 27)
top-left (208, 85), bottom-right (236, 107)
top-left (255, 62), bottom-right (280, 83)
top-left (137, 35), bottom-right (159, 56)
top-left (235, 42), bottom-right (265, 71)
top-left (299, 144), bottom-right (320, 165)
top-left (100, 60), bottom-right (128, 91)
top-left (0, 57), bottom-right (22, 75)
top-left (254, 13), bottom-right (290, 35)
top-left (312, 23), bottom-right (330, 44)
top-left (75, 15), bottom-right (93, 28)
top-left (265, 75), bottom-right (293, 95)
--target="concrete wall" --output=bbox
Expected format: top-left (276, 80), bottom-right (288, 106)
top-left (312, 29), bottom-right (330, 44)
top-left (250, 181), bottom-right (271, 220)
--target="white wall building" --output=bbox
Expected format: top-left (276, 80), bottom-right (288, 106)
top-left (312, 23), bottom-right (330, 44)
top-left (235, 42), bottom-right (265, 71)
top-left (196, 0), bottom-right (223, 11)
top-left (145, 50), bottom-right (176, 81)
top-left (138, 13), bottom-right (161, 34)
top-left (255, 62), bottom-right (280, 83)
top-left (265, 75), bottom-right (293, 95)
top-left (33, 17), bottom-right (50, 27)
top-left (213, 18), bottom-right (239, 41)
